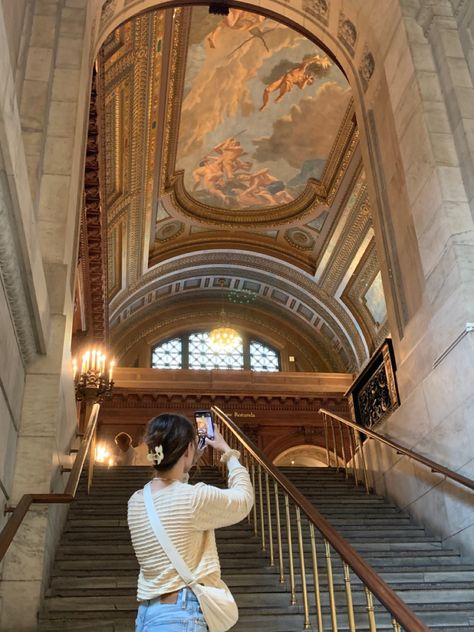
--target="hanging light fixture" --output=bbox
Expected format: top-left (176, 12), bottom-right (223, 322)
top-left (208, 308), bottom-right (242, 352)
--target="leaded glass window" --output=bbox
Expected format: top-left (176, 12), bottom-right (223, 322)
top-left (151, 337), bottom-right (182, 369)
top-left (188, 332), bottom-right (244, 370)
top-left (249, 340), bottom-right (280, 372)
top-left (151, 333), bottom-right (281, 371)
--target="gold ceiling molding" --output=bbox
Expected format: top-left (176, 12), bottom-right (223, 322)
top-left (108, 255), bottom-right (366, 367)
top-left (316, 168), bottom-right (371, 291)
top-left (99, 10), bottom-right (166, 294)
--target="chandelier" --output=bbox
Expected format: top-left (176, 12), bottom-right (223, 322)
top-left (72, 348), bottom-right (115, 402)
top-left (208, 309), bottom-right (242, 352)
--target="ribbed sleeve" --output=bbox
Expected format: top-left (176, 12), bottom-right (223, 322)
top-left (127, 460), bottom-right (254, 601)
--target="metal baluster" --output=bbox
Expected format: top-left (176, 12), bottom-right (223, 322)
top-left (324, 415), bottom-right (330, 466)
top-left (324, 540), bottom-right (338, 632)
top-left (309, 524), bottom-right (323, 632)
top-left (338, 422), bottom-right (348, 479)
top-left (347, 426), bottom-right (357, 486)
top-left (245, 452), bottom-right (252, 525)
top-left (284, 494), bottom-right (297, 605)
top-left (274, 481), bottom-right (284, 583)
top-left (355, 429), bottom-right (370, 494)
top-left (87, 424), bottom-right (96, 494)
top-left (343, 562), bottom-right (356, 632)
top-left (296, 508), bottom-right (311, 629)
top-left (258, 464), bottom-right (266, 552)
top-left (364, 588), bottom-right (377, 632)
top-left (251, 461), bottom-right (258, 535)
top-left (330, 419), bottom-right (338, 469)
top-left (350, 428), bottom-right (360, 487)
top-left (265, 471), bottom-right (274, 566)
top-left (391, 619), bottom-right (402, 632)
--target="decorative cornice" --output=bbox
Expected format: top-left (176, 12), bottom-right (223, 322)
top-left (82, 74), bottom-right (108, 343)
top-left (108, 251), bottom-right (367, 367)
top-left (341, 237), bottom-right (389, 353)
top-left (0, 173), bottom-right (37, 362)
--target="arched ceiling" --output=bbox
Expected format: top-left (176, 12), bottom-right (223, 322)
top-left (96, 4), bottom-right (389, 371)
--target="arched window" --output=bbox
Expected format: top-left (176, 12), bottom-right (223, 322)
top-left (151, 332), bottom-right (280, 372)
top-left (151, 337), bottom-right (182, 369)
top-left (188, 332), bottom-right (244, 370)
top-left (249, 339), bottom-right (280, 372)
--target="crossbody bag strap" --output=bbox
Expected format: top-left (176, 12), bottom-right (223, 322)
top-left (143, 482), bottom-right (196, 586)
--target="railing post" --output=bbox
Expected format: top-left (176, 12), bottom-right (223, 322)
top-left (274, 481), bottom-right (284, 583)
top-left (323, 415), bottom-right (330, 467)
top-left (338, 422), bottom-right (347, 479)
top-left (265, 471), bottom-right (274, 566)
top-left (87, 424), bottom-right (97, 495)
top-left (251, 461), bottom-right (258, 536)
top-left (309, 523), bottom-right (323, 632)
top-left (347, 426), bottom-right (357, 486)
top-left (355, 429), bottom-right (371, 494)
top-left (330, 419), bottom-right (338, 469)
top-left (296, 507), bottom-right (311, 629)
top-left (343, 562), bottom-right (356, 632)
top-left (324, 540), bottom-right (338, 632)
top-left (258, 464), bottom-right (266, 552)
top-left (284, 494), bottom-right (297, 605)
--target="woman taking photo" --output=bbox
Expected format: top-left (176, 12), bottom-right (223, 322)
top-left (128, 413), bottom-right (254, 632)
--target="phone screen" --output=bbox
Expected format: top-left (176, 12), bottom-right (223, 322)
top-left (194, 411), bottom-right (215, 442)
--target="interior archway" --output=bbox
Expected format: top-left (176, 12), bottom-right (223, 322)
top-left (274, 444), bottom-right (329, 467)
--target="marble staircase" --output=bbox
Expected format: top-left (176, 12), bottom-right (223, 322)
top-left (38, 465), bottom-right (474, 631)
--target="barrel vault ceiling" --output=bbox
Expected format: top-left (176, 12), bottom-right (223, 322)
top-left (95, 5), bottom-right (389, 372)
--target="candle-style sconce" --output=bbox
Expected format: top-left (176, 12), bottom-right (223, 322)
top-left (72, 348), bottom-right (115, 402)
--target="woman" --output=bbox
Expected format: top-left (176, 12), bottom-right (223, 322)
top-left (128, 413), bottom-right (254, 632)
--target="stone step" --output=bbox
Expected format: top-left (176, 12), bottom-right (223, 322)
top-left (40, 465), bottom-right (474, 631)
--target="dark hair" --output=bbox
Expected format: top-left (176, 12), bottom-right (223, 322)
top-left (144, 413), bottom-right (196, 472)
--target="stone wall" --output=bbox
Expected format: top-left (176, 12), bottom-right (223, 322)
top-left (0, 1), bottom-right (91, 629)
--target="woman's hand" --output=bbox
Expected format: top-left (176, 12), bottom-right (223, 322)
top-left (205, 428), bottom-right (231, 454)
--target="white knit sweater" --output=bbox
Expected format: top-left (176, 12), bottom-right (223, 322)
top-left (127, 457), bottom-right (254, 601)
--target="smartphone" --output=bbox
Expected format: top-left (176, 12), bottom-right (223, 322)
top-left (194, 410), bottom-right (215, 446)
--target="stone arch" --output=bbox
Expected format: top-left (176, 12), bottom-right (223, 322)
top-left (273, 444), bottom-right (330, 467)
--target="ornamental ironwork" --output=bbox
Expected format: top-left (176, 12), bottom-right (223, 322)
top-left (346, 338), bottom-right (399, 429)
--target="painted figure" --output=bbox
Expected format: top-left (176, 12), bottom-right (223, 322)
top-left (192, 137), bottom-right (252, 204)
top-left (233, 169), bottom-right (293, 206)
top-left (207, 9), bottom-right (266, 48)
top-left (259, 54), bottom-right (332, 111)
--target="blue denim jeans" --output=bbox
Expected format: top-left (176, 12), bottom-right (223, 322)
top-left (135, 587), bottom-right (208, 632)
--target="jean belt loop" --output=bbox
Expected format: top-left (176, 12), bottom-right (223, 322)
top-left (182, 586), bottom-right (188, 609)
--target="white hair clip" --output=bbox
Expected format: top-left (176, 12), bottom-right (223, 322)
top-left (147, 445), bottom-right (164, 465)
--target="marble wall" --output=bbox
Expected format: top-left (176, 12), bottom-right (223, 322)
top-left (0, 276), bottom-right (24, 530)
top-left (0, 0), bottom-right (90, 629)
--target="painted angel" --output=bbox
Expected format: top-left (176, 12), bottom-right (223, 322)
top-left (259, 54), bottom-right (332, 111)
top-left (207, 9), bottom-right (266, 48)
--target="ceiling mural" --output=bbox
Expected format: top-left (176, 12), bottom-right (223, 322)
top-left (175, 7), bottom-right (351, 211)
top-left (95, 5), bottom-right (389, 372)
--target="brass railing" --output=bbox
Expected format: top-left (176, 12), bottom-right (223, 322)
top-left (212, 405), bottom-right (430, 632)
top-left (0, 403), bottom-right (100, 562)
top-left (319, 408), bottom-right (474, 495)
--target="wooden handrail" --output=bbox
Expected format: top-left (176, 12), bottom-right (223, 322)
top-left (0, 403), bottom-right (100, 562)
top-left (212, 405), bottom-right (430, 632)
top-left (320, 408), bottom-right (474, 492)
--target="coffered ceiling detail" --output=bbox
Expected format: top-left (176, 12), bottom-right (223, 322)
top-left (96, 5), bottom-right (389, 372)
